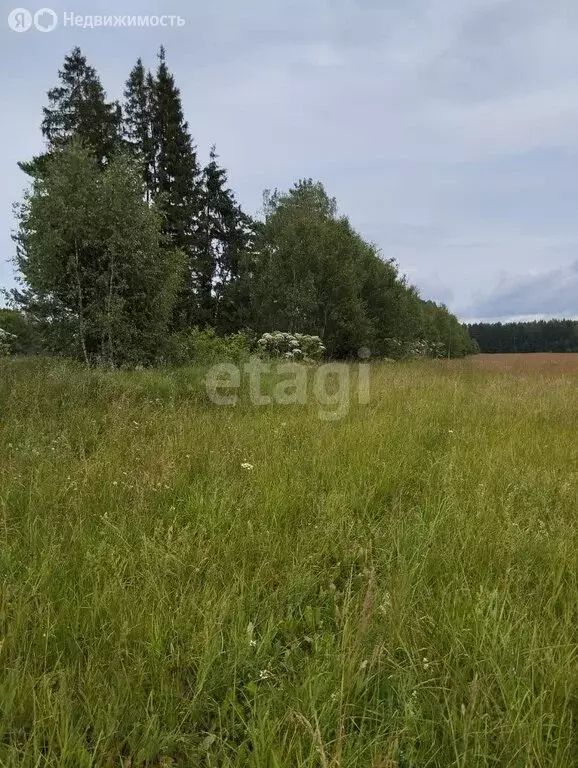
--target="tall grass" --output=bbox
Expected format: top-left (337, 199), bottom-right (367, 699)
top-left (0, 356), bottom-right (576, 766)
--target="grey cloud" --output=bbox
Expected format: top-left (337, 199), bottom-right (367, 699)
top-left (426, 0), bottom-right (578, 103)
top-left (2, 0), bottom-right (578, 322)
top-left (466, 261), bottom-right (578, 319)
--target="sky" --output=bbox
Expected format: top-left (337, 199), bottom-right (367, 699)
top-left (2, 0), bottom-right (578, 322)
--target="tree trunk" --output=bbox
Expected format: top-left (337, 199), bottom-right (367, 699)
top-left (106, 252), bottom-right (115, 367)
top-left (73, 238), bottom-right (90, 365)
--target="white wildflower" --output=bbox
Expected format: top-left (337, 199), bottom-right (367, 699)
top-left (241, 462), bottom-right (254, 471)
top-left (379, 591), bottom-right (392, 615)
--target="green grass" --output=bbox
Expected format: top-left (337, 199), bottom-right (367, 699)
top-left (0, 356), bottom-right (577, 767)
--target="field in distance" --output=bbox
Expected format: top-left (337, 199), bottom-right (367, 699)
top-left (0, 356), bottom-right (576, 767)
top-left (466, 352), bottom-right (578, 374)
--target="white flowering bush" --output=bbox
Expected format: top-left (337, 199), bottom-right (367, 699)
top-left (384, 338), bottom-right (446, 360)
top-left (257, 332), bottom-right (326, 361)
top-left (0, 328), bottom-right (15, 357)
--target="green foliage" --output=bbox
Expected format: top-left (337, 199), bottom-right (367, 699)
top-left (250, 181), bottom-right (373, 356)
top-left (197, 147), bottom-right (258, 331)
top-left (384, 337), bottom-right (447, 359)
top-left (11, 48), bottom-right (474, 365)
top-left (0, 309), bottom-right (42, 355)
top-left (19, 46), bottom-right (121, 177)
top-left (469, 318), bottom-right (578, 353)
top-left (420, 300), bottom-right (475, 358)
top-left (256, 331), bottom-right (326, 360)
top-left (13, 142), bottom-right (183, 367)
top-left (248, 180), bottom-right (474, 359)
top-left (122, 58), bottom-right (155, 196)
top-left (149, 47), bottom-right (203, 329)
top-left (165, 326), bottom-right (254, 365)
top-left (0, 328), bottom-right (14, 356)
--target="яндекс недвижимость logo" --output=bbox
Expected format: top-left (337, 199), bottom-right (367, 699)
top-left (8, 7), bottom-right (58, 31)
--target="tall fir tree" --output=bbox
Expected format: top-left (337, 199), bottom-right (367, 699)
top-left (20, 48), bottom-right (121, 178)
top-left (14, 48), bottom-right (126, 358)
top-left (122, 50), bottom-right (257, 332)
top-left (149, 46), bottom-right (202, 328)
top-left (122, 58), bottom-right (155, 200)
top-left (198, 146), bottom-right (258, 330)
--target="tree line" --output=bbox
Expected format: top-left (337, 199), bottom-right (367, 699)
top-left (468, 319), bottom-right (578, 353)
top-left (5, 46), bottom-right (475, 366)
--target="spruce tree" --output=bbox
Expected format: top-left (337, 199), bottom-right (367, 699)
top-left (150, 46), bottom-right (202, 328)
top-left (122, 49), bottom-right (256, 332)
top-left (122, 58), bottom-right (155, 200)
top-left (198, 146), bottom-right (257, 330)
top-left (32, 47), bottom-right (120, 171)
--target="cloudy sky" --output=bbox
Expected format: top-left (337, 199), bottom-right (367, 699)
top-left (2, 0), bottom-right (578, 321)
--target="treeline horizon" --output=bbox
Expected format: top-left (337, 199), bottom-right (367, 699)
top-left (468, 318), bottom-right (578, 354)
top-left (5, 46), bottom-right (475, 366)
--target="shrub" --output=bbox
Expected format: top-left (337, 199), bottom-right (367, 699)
top-left (164, 327), bottom-right (255, 366)
top-left (256, 331), bottom-right (326, 361)
top-left (0, 310), bottom-right (43, 355)
top-left (384, 338), bottom-right (447, 360)
top-left (0, 328), bottom-right (16, 357)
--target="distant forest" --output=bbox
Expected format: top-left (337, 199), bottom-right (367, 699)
top-left (468, 319), bottom-right (578, 354)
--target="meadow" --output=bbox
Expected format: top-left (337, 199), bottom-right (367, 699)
top-left (0, 354), bottom-right (577, 767)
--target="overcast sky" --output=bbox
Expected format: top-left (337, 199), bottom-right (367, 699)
top-left (2, 0), bottom-right (578, 321)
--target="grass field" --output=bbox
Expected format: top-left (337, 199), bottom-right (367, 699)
top-left (0, 355), bottom-right (577, 767)
top-left (469, 353), bottom-right (578, 374)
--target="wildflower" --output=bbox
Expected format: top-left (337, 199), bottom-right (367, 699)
top-left (258, 668), bottom-right (272, 680)
top-left (246, 621), bottom-right (256, 647)
top-left (379, 591), bottom-right (392, 615)
top-left (406, 690), bottom-right (418, 718)
top-left (241, 462), bottom-right (254, 471)
top-left (423, 657), bottom-right (430, 671)
top-left (112, 481), bottom-right (118, 486)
